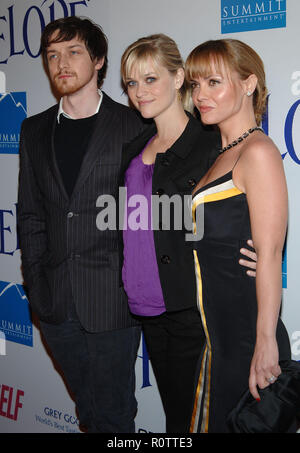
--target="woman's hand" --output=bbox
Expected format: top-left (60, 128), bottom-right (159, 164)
top-left (249, 335), bottom-right (281, 400)
top-left (239, 239), bottom-right (257, 277)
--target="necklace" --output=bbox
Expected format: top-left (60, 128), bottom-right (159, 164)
top-left (219, 126), bottom-right (264, 154)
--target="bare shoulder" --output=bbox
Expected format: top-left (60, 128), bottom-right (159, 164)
top-left (239, 132), bottom-right (283, 169)
top-left (234, 132), bottom-right (285, 193)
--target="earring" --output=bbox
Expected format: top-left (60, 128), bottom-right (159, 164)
top-left (247, 91), bottom-right (252, 97)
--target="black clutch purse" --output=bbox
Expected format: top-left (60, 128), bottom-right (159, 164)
top-left (227, 360), bottom-right (300, 433)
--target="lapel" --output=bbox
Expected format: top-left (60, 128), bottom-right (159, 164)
top-left (119, 112), bottom-right (220, 187)
top-left (151, 113), bottom-right (216, 183)
top-left (46, 93), bottom-right (120, 203)
top-left (45, 92), bottom-right (119, 204)
top-left (163, 112), bottom-right (219, 160)
top-left (70, 92), bottom-right (119, 200)
top-left (42, 105), bottom-right (70, 202)
top-left (119, 123), bottom-right (156, 184)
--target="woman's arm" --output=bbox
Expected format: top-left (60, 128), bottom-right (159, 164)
top-left (236, 136), bottom-right (288, 400)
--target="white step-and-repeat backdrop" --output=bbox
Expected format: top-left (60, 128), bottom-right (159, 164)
top-left (0, 0), bottom-right (299, 433)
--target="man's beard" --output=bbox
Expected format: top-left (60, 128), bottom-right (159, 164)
top-left (52, 72), bottom-right (82, 96)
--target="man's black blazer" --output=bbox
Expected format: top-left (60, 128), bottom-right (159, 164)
top-left (18, 92), bottom-right (144, 332)
top-left (119, 113), bottom-right (220, 313)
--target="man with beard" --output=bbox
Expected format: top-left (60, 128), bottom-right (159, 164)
top-left (17, 16), bottom-right (144, 433)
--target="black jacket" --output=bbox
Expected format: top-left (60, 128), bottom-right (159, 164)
top-left (119, 113), bottom-right (220, 313)
top-left (18, 92), bottom-right (144, 331)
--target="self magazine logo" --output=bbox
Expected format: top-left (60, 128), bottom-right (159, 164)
top-left (221, 0), bottom-right (286, 34)
top-left (0, 384), bottom-right (24, 421)
top-left (0, 91), bottom-right (27, 154)
top-left (0, 280), bottom-right (33, 347)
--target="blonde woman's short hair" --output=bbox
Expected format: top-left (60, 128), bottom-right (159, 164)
top-left (121, 33), bottom-right (187, 100)
top-left (185, 39), bottom-right (268, 125)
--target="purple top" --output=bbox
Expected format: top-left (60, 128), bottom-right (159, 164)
top-left (122, 139), bottom-right (166, 316)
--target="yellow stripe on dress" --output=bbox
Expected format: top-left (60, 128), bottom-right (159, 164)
top-left (190, 178), bottom-right (243, 430)
top-left (192, 179), bottom-right (242, 234)
top-left (190, 344), bottom-right (208, 432)
top-left (190, 250), bottom-right (212, 433)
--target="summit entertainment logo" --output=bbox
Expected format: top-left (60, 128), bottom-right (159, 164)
top-left (221, 0), bottom-right (286, 34)
top-left (0, 91), bottom-right (27, 154)
top-left (0, 281), bottom-right (33, 347)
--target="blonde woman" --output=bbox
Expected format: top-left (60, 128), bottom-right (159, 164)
top-left (185, 39), bottom-right (291, 433)
top-left (119, 35), bottom-right (257, 432)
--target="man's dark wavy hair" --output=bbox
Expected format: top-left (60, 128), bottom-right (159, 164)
top-left (41, 16), bottom-right (108, 87)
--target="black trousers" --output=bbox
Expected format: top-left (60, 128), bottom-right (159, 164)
top-left (141, 308), bottom-right (205, 433)
top-left (40, 312), bottom-right (141, 433)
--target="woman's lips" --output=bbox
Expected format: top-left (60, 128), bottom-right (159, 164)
top-left (198, 106), bottom-right (213, 113)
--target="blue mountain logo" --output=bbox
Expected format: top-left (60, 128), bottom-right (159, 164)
top-left (0, 280), bottom-right (33, 347)
top-left (0, 92), bottom-right (27, 154)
